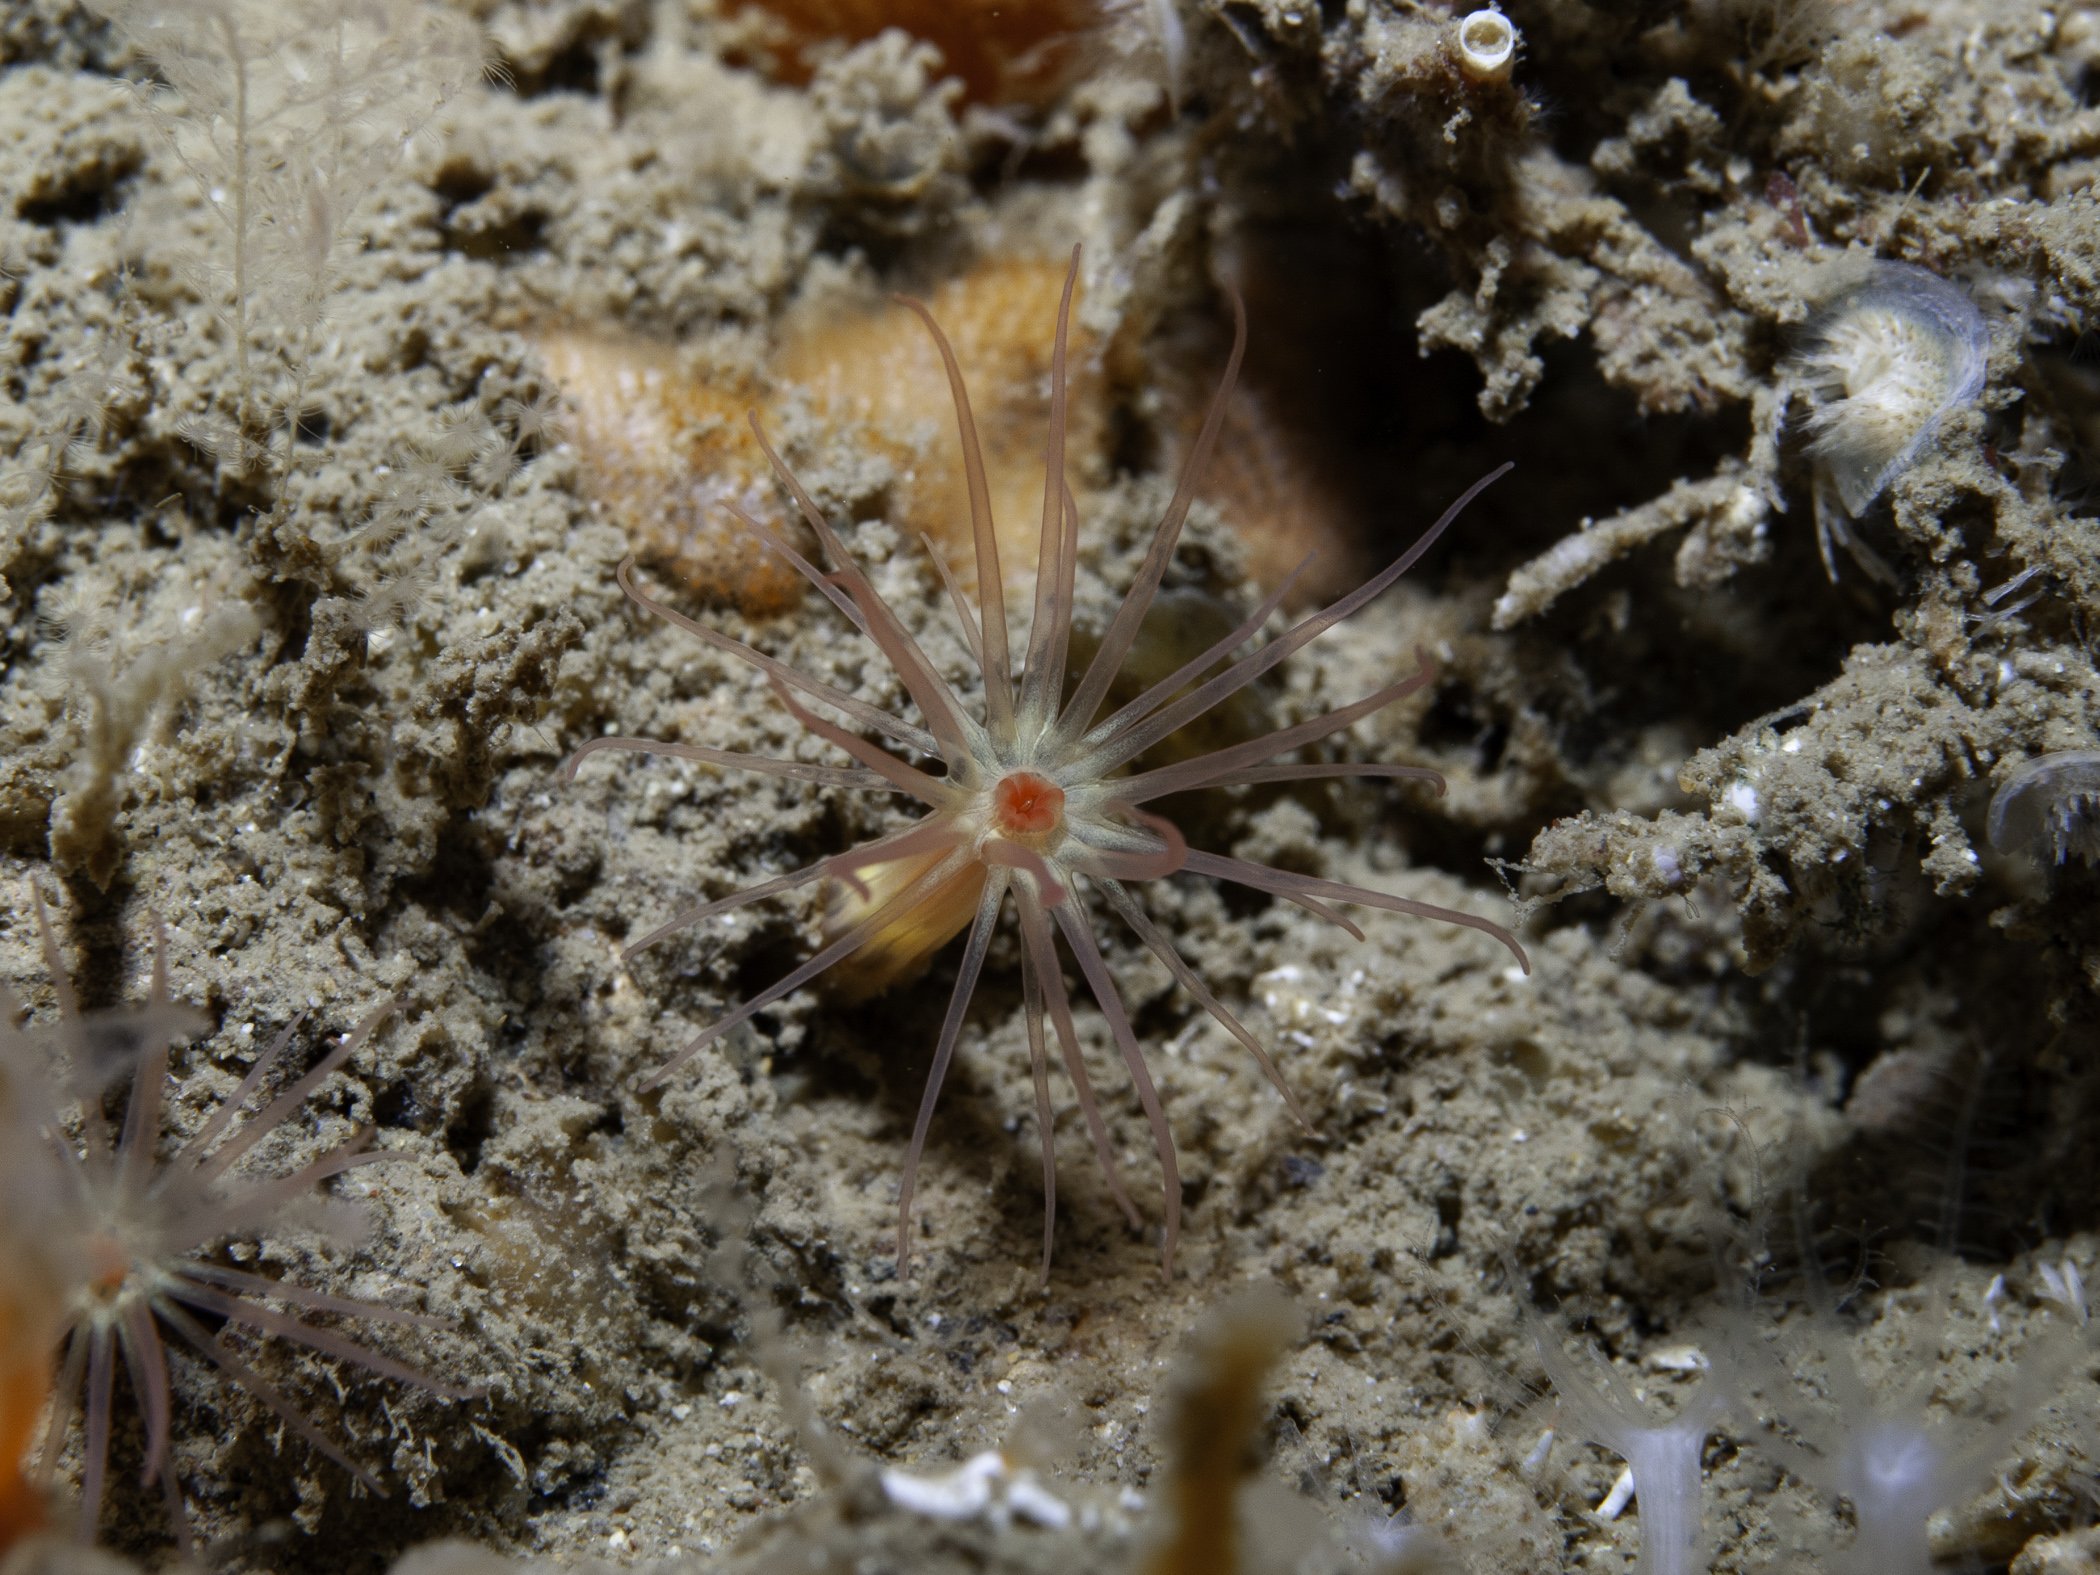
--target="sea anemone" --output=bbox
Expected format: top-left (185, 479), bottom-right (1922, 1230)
top-left (1987, 748), bottom-right (2100, 867)
top-left (24, 892), bottom-right (471, 1552)
top-left (1787, 261), bottom-right (1988, 584)
top-left (566, 248), bottom-right (1527, 1281)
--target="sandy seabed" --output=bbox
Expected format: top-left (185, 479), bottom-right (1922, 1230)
top-left (1, 0), bottom-right (2098, 1570)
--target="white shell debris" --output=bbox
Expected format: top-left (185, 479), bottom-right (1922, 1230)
top-left (880, 1450), bottom-right (1073, 1531)
top-left (1644, 1343), bottom-right (1711, 1372)
top-left (1455, 7), bottom-right (1518, 81)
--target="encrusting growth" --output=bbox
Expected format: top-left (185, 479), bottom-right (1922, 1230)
top-left (566, 248), bottom-right (1526, 1282)
top-left (24, 891), bottom-right (472, 1552)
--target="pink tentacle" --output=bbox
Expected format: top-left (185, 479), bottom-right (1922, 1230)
top-left (896, 877), bottom-right (1007, 1280)
top-left (171, 1262), bottom-right (456, 1329)
top-left (1069, 468), bottom-right (1508, 778)
top-left (165, 1281), bottom-right (478, 1400)
top-left (1017, 248), bottom-right (1082, 729)
top-left (1096, 879), bottom-right (1308, 1127)
top-left (1089, 641), bottom-right (1436, 788)
top-left (1051, 898), bottom-right (1183, 1280)
top-left (626, 855), bottom-right (842, 960)
top-left (154, 1299), bottom-right (388, 1491)
top-left (641, 850), bottom-right (977, 1089)
top-left (1018, 932), bottom-right (1060, 1285)
top-left (721, 500), bottom-right (875, 636)
top-left (1182, 849), bottom-right (1529, 971)
top-left (119, 1299), bottom-right (174, 1487)
top-left (1151, 761), bottom-right (1446, 795)
top-left (1015, 896), bottom-right (1141, 1231)
top-left (564, 735), bottom-right (886, 791)
top-left (1066, 555), bottom-right (1310, 752)
top-left (1077, 805), bottom-right (1187, 880)
top-left (979, 838), bottom-right (1069, 906)
top-left (766, 675), bottom-right (956, 807)
top-left (921, 532), bottom-right (985, 665)
top-left (609, 555), bottom-right (939, 757)
top-left (1061, 286), bottom-right (1250, 737)
top-left (80, 1322), bottom-right (114, 1543)
top-left (165, 1012), bottom-right (309, 1178)
top-left (893, 295), bottom-right (1015, 733)
top-left (190, 1001), bottom-right (399, 1191)
top-left (826, 819), bottom-right (967, 901)
top-left (745, 415), bottom-right (983, 762)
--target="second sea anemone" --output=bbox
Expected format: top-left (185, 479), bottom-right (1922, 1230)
top-left (25, 893), bottom-right (472, 1552)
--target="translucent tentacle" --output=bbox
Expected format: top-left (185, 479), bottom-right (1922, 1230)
top-left (746, 416), bottom-right (984, 764)
top-left (188, 1001), bottom-right (399, 1191)
top-left (165, 1282), bottom-right (477, 1400)
top-left (1182, 849), bottom-right (1529, 971)
top-left (893, 294), bottom-right (1015, 733)
top-left (155, 1300), bottom-right (388, 1492)
top-left (1052, 897), bottom-right (1182, 1279)
top-left (1096, 879), bottom-right (1308, 1126)
top-left (604, 555), bottom-right (938, 758)
top-left (1015, 896), bottom-right (1141, 1231)
top-left (921, 533), bottom-right (985, 665)
top-left (1061, 287), bottom-right (1249, 736)
top-left (564, 735), bottom-right (888, 791)
top-left (1110, 647), bottom-right (1438, 799)
top-left (1066, 471), bottom-right (1509, 780)
top-left (1067, 555), bottom-right (1309, 752)
top-left (1018, 931), bottom-right (1060, 1284)
top-left (119, 1299), bottom-right (173, 1486)
top-left (164, 1011), bottom-right (309, 1178)
top-left (641, 850), bottom-right (977, 1089)
top-left (1017, 250), bottom-right (1082, 735)
top-left (1145, 761), bottom-right (1445, 795)
top-left (767, 675), bottom-right (956, 807)
top-left (80, 1322), bottom-right (115, 1544)
top-left (896, 877), bottom-right (1007, 1279)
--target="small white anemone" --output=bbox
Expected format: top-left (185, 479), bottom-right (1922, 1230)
top-left (1788, 261), bottom-right (1988, 584)
top-left (1987, 748), bottom-right (2100, 866)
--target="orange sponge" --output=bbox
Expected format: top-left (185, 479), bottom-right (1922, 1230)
top-left (735, 0), bottom-right (1104, 105)
top-left (538, 253), bottom-right (1103, 616)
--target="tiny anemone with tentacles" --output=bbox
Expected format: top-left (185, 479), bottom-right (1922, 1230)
top-left (566, 248), bottom-right (1526, 1282)
top-left (23, 891), bottom-right (473, 1552)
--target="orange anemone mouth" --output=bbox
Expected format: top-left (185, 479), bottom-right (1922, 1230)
top-left (86, 1235), bottom-right (128, 1299)
top-left (992, 771), bottom-right (1064, 837)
